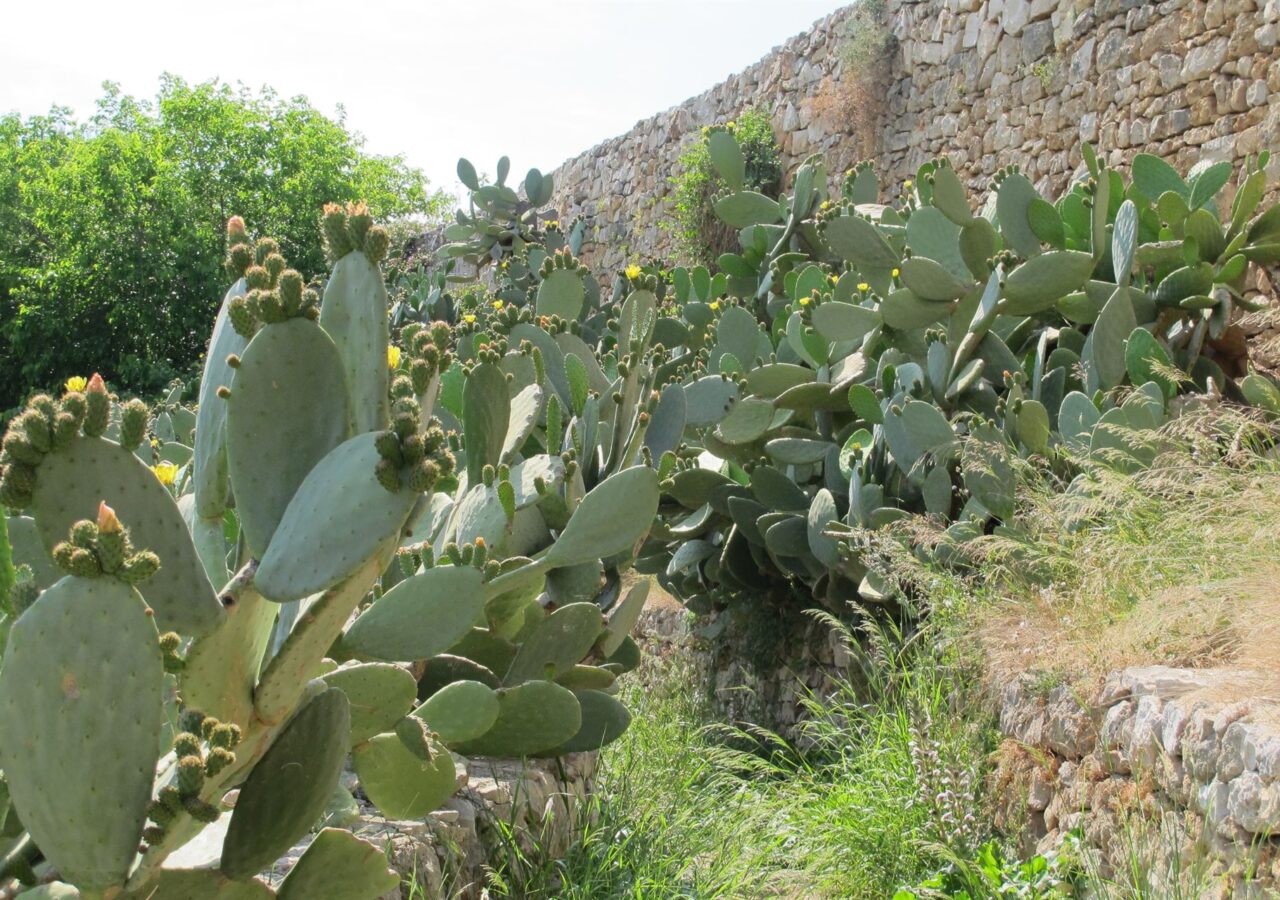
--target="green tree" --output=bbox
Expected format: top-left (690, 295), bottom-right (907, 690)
top-left (0, 77), bottom-right (447, 411)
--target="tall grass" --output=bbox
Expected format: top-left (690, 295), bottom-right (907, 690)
top-left (471, 614), bottom-right (994, 900)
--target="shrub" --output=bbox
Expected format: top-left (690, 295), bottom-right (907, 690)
top-left (0, 77), bottom-right (449, 412)
top-left (815, 0), bottom-right (898, 156)
top-left (666, 108), bottom-right (781, 266)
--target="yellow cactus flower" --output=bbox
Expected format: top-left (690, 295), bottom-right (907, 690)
top-left (903, 179), bottom-right (914, 189)
top-left (152, 462), bottom-right (179, 486)
top-left (150, 438), bottom-right (159, 449)
top-left (799, 297), bottom-right (811, 306)
top-left (820, 200), bottom-right (831, 210)
top-left (829, 275), bottom-right (838, 285)
top-left (65, 376), bottom-right (87, 392)
top-left (464, 314), bottom-right (476, 324)
top-left (892, 267), bottom-right (901, 278)
top-left (387, 345), bottom-right (401, 369)
top-left (493, 299), bottom-right (505, 310)
top-left (857, 282), bottom-right (870, 292)
top-left (709, 300), bottom-right (721, 311)
top-left (726, 120), bottom-right (736, 129)
top-left (625, 264), bottom-right (642, 280)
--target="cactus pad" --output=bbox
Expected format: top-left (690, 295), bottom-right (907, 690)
top-left (351, 731), bottom-right (458, 819)
top-left (342, 564), bottom-right (484, 662)
top-left (133, 870), bottom-right (274, 898)
top-left (255, 433), bottom-right (418, 602)
top-left (321, 251), bottom-right (391, 435)
top-left (321, 662), bottom-right (418, 745)
top-left (544, 466), bottom-right (659, 567)
top-left (277, 828), bottom-right (398, 900)
top-left (221, 687), bottom-right (351, 880)
top-left (193, 277), bottom-right (250, 519)
top-left (412, 679), bottom-right (500, 744)
top-left (452, 680), bottom-right (582, 758)
top-left (542, 689), bottom-right (631, 754)
top-left (226, 319), bottom-right (351, 558)
top-left (29, 436), bottom-right (223, 636)
top-left (0, 576), bottom-right (163, 890)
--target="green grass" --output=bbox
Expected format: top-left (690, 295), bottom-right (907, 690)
top-left (468, 615), bottom-right (995, 900)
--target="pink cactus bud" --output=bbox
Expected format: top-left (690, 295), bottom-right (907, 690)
top-left (97, 501), bottom-right (122, 534)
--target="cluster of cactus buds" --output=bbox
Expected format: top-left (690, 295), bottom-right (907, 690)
top-left (226, 241), bottom-right (320, 338)
top-left (50, 502), bottom-right (160, 584)
top-left (142, 711), bottom-right (243, 847)
top-left (374, 399), bottom-right (454, 493)
top-left (397, 321), bottom-right (454, 393)
top-left (0, 378), bottom-right (109, 507)
top-left (323, 200), bottom-right (390, 264)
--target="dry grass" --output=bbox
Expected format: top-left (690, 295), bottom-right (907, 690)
top-left (933, 406), bottom-right (1280, 701)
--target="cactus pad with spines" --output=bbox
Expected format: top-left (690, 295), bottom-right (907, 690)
top-left (320, 662), bottom-right (419, 746)
top-left (221, 687), bottom-right (351, 880)
top-left (225, 318), bottom-right (351, 558)
top-left (28, 436), bottom-right (223, 636)
top-left (0, 575), bottom-right (163, 890)
top-left (341, 565), bottom-right (485, 662)
top-left (276, 828), bottom-right (399, 900)
top-left (351, 731), bottom-right (458, 819)
top-left (255, 433), bottom-right (419, 602)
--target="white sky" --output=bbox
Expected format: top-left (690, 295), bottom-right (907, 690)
top-left (2, 0), bottom-right (846, 197)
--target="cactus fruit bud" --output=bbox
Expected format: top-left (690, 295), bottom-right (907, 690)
top-left (118, 550), bottom-right (160, 584)
top-left (398, 549), bottom-right (417, 577)
top-left (245, 265), bottom-right (270, 291)
top-left (180, 708), bottom-right (207, 734)
top-left (18, 410), bottom-right (52, 455)
top-left (209, 722), bottom-right (242, 749)
top-left (60, 389), bottom-right (87, 423)
top-left (407, 459), bottom-right (439, 493)
top-left (205, 747), bottom-right (235, 777)
top-left (146, 796), bottom-right (179, 826)
top-left (1, 432), bottom-right (42, 467)
top-left (365, 226), bottom-right (389, 263)
top-left (227, 295), bottom-right (257, 338)
top-left (374, 431), bottom-right (402, 463)
top-left (70, 519), bottom-right (98, 548)
top-left (173, 732), bottom-right (202, 758)
top-left (67, 547), bottom-right (102, 578)
top-left (263, 253), bottom-right (286, 282)
top-left (118, 399), bottom-right (149, 451)
top-left (374, 458), bottom-right (401, 493)
top-left (481, 464), bottom-right (495, 488)
top-left (347, 201), bottom-right (372, 250)
top-left (278, 270), bottom-right (304, 315)
top-left (142, 825), bottom-right (167, 846)
top-left (10, 566), bottom-right (39, 614)
top-left (183, 797), bottom-right (221, 824)
top-left (444, 542), bottom-right (462, 566)
top-left (177, 755), bottom-right (205, 796)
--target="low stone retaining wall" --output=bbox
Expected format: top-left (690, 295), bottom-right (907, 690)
top-left (993, 665), bottom-right (1280, 893)
top-left (636, 603), bottom-right (850, 738)
top-left (238, 753), bottom-right (591, 899)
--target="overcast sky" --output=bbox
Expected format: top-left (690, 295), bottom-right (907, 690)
top-left (2, 0), bottom-right (845, 197)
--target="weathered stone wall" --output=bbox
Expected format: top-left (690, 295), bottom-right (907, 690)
top-left (550, 0), bottom-right (1280, 275)
top-left (992, 666), bottom-right (1280, 892)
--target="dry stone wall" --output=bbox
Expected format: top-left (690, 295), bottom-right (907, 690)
top-left (550, 0), bottom-right (1280, 274)
top-left (992, 666), bottom-right (1280, 893)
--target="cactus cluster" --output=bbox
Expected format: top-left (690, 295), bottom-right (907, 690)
top-left (1, 130), bottom-right (1276, 897)
top-left (628, 139), bottom-right (1279, 617)
top-left (0, 198), bottom-right (659, 896)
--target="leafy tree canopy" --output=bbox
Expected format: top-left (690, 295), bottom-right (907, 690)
top-left (0, 76), bottom-right (447, 411)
